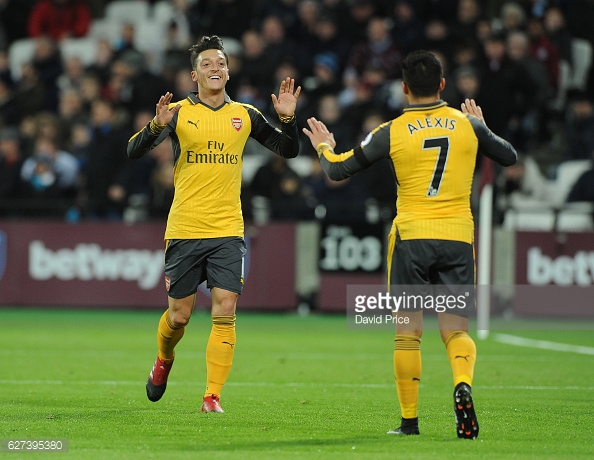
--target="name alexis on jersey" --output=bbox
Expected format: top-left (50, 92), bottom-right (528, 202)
top-left (407, 117), bottom-right (457, 135)
top-left (186, 151), bottom-right (239, 164)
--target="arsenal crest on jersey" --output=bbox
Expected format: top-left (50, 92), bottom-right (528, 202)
top-left (231, 117), bottom-right (243, 131)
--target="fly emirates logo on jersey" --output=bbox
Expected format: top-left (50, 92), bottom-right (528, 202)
top-left (186, 140), bottom-right (239, 165)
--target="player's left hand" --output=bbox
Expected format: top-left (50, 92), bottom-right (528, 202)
top-left (303, 117), bottom-right (337, 151)
top-left (271, 77), bottom-right (301, 118)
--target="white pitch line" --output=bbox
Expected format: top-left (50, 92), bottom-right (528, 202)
top-left (493, 333), bottom-right (594, 355)
top-left (0, 380), bottom-right (593, 391)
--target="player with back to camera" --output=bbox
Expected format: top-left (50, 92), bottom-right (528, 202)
top-left (303, 50), bottom-right (517, 438)
top-left (127, 35), bottom-right (301, 412)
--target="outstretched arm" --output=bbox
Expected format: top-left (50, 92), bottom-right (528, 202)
top-left (128, 92), bottom-right (181, 159)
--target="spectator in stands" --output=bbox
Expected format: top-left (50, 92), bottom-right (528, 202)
top-left (86, 38), bottom-right (116, 87)
top-left (527, 16), bottom-right (560, 93)
top-left (260, 15), bottom-right (297, 68)
top-left (56, 56), bottom-right (86, 94)
top-left (299, 52), bottom-right (343, 124)
top-left (310, 14), bottom-right (352, 74)
top-left (499, 2), bottom-right (527, 35)
top-left (342, 0), bottom-right (377, 45)
top-left (390, 0), bottom-right (425, 54)
top-left (451, 0), bottom-right (483, 46)
top-left (505, 30), bottom-right (551, 149)
top-left (250, 155), bottom-right (312, 221)
top-left (20, 134), bottom-right (79, 217)
top-left (31, 36), bottom-right (63, 112)
top-left (498, 153), bottom-right (551, 210)
top-left (56, 87), bottom-right (85, 143)
top-left (27, 0), bottom-right (91, 42)
top-left (83, 98), bottom-right (131, 220)
top-left (239, 29), bottom-right (277, 100)
top-left (0, 127), bottom-right (25, 215)
top-left (304, 159), bottom-right (370, 223)
top-left (345, 16), bottom-right (403, 81)
top-left (0, 76), bottom-right (21, 127)
top-left (543, 6), bottom-right (573, 70)
top-left (475, 32), bottom-right (536, 142)
top-left (565, 91), bottom-right (594, 161)
top-left (13, 63), bottom-right (48, 122)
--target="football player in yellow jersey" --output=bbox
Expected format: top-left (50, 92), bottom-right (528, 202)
top-left (304, 50), bottom-right (517, 438)
top-left (127, 36), bottom-right (301, 412)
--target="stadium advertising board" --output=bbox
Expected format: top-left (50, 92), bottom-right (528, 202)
top-left (514, 231), bottom-right (594, 317)
top-left (317, 222), bottom-right (385, 311)
top-left (0, 222), bottom-right (296, 310)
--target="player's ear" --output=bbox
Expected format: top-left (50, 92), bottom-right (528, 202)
top-left (191, 71), bottom-right (198, 82)
top-left (402, 81), bottom-right (409, 95)
top-left (438, 77), bottom-right (446, 92)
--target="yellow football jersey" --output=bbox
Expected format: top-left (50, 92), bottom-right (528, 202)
top-left (128, 93), bottom-right (299, 239)
top-left (317, 100), bottom-right (517, 244)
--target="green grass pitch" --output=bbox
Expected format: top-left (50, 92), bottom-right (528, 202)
top-left (1, 308), bottom-right (593, 459)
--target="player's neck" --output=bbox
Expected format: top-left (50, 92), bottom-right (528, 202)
top-left (406, 95), bottom-right (440, 105)
top-left (197, 87), bottom-right (226, 108)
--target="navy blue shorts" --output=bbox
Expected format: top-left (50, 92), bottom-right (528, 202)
top-left (164, 237), bottom-right (247, 298)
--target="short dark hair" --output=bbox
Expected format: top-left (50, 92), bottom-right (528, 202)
top-left (189, 35), bottom-right (228, 70)
top-left (401, 50), bottom-right (443, 97)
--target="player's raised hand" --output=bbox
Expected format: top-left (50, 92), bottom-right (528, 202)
top-left (155, 92), bottom-right (181, 126)
top-left (303, 117), bottom-right (337, 151)
top-left (271, 77), bottom-right (301, 118)
top-left (461, 98), bottom-right (486, 125)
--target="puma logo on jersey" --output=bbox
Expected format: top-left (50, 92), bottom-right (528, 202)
top-left (187, 120), bottom-right (199, 129)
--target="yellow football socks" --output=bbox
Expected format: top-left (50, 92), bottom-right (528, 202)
top-left (394, 335), bottom-right (422, 419)
top-left (444, 331), bottom-right (476, 387)
top-left (157, 309), bottom-right (185, 362)
top-left (205, 315), bottom-right (236, 397)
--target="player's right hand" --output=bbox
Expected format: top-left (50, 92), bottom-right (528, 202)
top-left (155, 92), bottom-right (181, 126)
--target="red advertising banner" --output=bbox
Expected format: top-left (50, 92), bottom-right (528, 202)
top-left (514, 231), bottom-right (594, 317)
top-left (0, 222), bottom-right (296, 310)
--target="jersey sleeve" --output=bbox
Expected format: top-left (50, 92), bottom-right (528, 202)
top-left (467, 115), bottom-right (517, 166)
top-left (246, 107), bottom-right (299, 159)
top-left (127, 114), bottom-right (177, 160)
top-left (318, 121), bottom-right (392, 180)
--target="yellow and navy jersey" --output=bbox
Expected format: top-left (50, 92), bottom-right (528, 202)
top-left (128, 92), bottom-right (299, 239)
top-left (317, 100), bottom-right (517, 244)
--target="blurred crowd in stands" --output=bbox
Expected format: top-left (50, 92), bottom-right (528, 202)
top-left (1, 0), bottom-right (594, 226)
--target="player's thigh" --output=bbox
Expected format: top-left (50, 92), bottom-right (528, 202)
top-left (432, 240), bottom-right (475, 286)
top-left (389, 233), bottom-right (434, 285)
top-left (205, 237), bottom-right (247, 295)
top-left (432, 240), bottom-right (475, 320)
top-left (164, 239), bottom-right (208, 299)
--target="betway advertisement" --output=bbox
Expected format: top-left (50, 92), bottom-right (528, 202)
top-left (0, 222), bottom-right (296, 310)
top-left (514, 232), bottom-right (594, 317)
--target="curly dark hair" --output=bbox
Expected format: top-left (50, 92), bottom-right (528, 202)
top-left (401, 50), bottom-right (443, 97)
top-left (189, 35), bottom-right (228, 70)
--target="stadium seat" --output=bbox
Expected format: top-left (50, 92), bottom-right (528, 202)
top-left (152, 0), bottom-right (176, 24)
top-left (503, 208), bottom-right (556, 231)
top-left (7, 38), bottom-right (37, 81)
top-left (88, 19), bottom-right (123, 42)
top-left (570, 38), bottom-right (593, 91)
top-left (549, 159), bottom-right (592, 207)
top-left (59, 37), bottom-right (99, 68)
top-left (556, 202), bottom-right (594, 232)
top-left (105, 0), bottom-right (150, 25)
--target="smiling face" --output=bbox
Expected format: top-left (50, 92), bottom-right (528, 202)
top-left (191, 49), bottom-right (229, 95)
